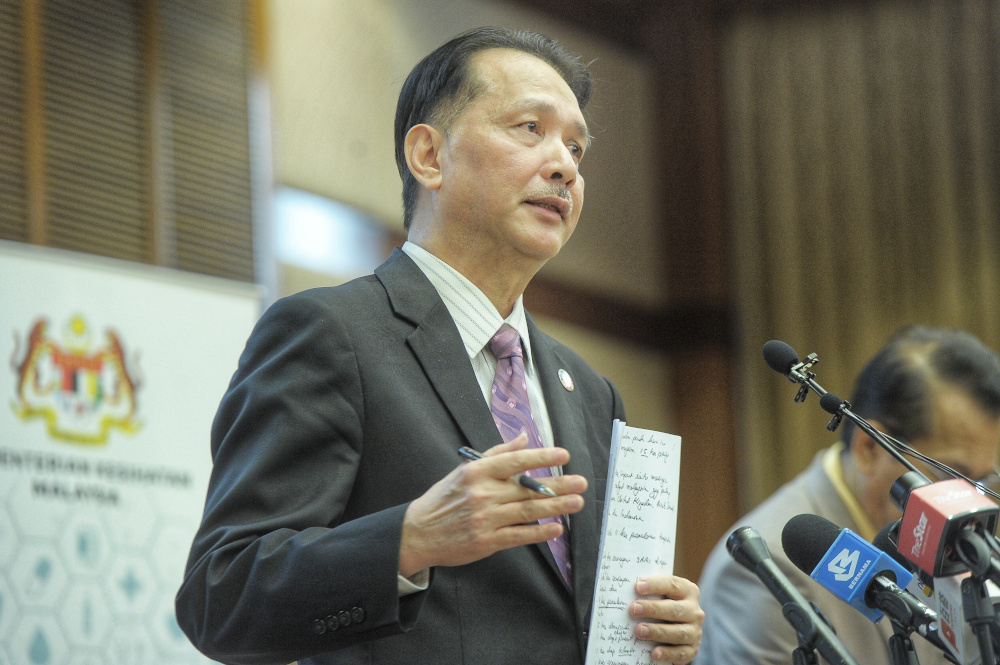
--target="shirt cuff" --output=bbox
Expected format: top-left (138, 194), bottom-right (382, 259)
top-left (397, 568), bottom-right (430, 596)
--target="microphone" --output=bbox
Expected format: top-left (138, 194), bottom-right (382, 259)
top-left (873, 520), bottom-right (934, 591)
top-left (782, 514), bottom-right (942, 642)
top-left (820, 391), bottom-right (846, 415)
top-left (727, 526), bottom-right (860, 665)
top-left (761, 339), bottom-right (930, 474)
top-left (763, 339), bottom-right (800, 378)
top-left (875, 520), bottom-right (998, 665)
top-left (890, 472), bottom-right (1000, 579)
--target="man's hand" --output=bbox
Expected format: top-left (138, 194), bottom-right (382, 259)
top-left (630, 575), bottom-right (704, 664)
top-left (398, 434), bottom-right (587, 577)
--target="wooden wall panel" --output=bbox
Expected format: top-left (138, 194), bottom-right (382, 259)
top-left (43, 0), bottom-right (147, 262)
top-left (0, 0), bottom-right (27, 243)
top-left (0, 0), bottom-right (257, 283)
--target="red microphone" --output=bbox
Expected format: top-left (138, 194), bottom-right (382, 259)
top-left (891, 472), bottom-right (999, 577)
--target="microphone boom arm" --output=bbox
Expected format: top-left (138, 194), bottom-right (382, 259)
top-left (773, 344), bottom-right (927, 479)
top-left (826, 402), bottom-right (926, 479)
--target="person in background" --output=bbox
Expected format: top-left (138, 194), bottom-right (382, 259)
top-left (175, 26), bottom-right (703, 665)
top-left (696, 325), bottom-right (1000, 665)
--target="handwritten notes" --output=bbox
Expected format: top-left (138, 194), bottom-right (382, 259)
top-left (585, 420), bottom-right (682, 665)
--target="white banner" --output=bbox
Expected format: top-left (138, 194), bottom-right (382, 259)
top-left (0, 240), bottom-right (261, 665)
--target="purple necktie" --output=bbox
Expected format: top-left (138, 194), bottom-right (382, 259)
top-left (489, 323), bottom-right (572, 589)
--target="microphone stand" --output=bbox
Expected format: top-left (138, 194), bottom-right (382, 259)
top-left (728, 527), bottom-right (860, 665)
top-left (955, 530), bottom-right (1000, 665)
top-left (784, 602), bottom-right (823, 665)
top-left (779, 353), bottom-right (929, 481)
top-left (886, 624), bottom-right (921, 665)
top-left (770, 343), bottom-right (986, 663)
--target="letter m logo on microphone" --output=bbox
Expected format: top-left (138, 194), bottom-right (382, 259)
top-left (827, 548), bottom-right (859, 582)
top-left (811, 528), bottom-right (914, 624)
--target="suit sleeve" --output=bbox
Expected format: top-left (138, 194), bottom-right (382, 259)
top-left (175, 293), bottom-right (425, 665)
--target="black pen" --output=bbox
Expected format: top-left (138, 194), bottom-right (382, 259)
top-left (457, 447), bottom-right (558, 497)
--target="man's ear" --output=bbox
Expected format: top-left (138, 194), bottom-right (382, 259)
top-left (404, 124), bottom-right (444, 191)
top-left (850, 421), bottom-right (885, 475)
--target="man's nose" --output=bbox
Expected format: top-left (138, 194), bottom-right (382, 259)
top-left (541, 140), bottom-right (578, 186)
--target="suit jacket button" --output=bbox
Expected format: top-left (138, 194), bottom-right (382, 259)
top-left (351, 607), bottom-right (365, 623)
top-left (338, 610), bottom-right (352, 627)
top-left (312, 619), bottom-right (326, 635)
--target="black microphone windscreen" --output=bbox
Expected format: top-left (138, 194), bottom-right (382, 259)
top-left (872, 520), bottom-right (912, 571)
top-left (819, 392), bottom-right (844, 414)
top-left (782, 514), bottom-right (842, 574)
top-left (727, 526), bottom-right (771, 571)
top-left (889, 472), bottom-right (932, 513)
top-left (763, 340), bottom-right (799, 376)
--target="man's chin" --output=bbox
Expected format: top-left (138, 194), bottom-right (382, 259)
top-left (512, 223), bottom-right (575, 261)
top-left (513, 237), bottom-right (568, 265)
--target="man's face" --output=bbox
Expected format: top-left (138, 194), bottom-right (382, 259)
top-left (433, 48), bottom-right (589, 265)
top-left (865, 386), bottom-right (1000, 529)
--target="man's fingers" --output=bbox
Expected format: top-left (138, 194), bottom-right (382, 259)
top-left (632, 614), bottom-right (702, 664)
top-left (490, 520), bottom-right (565, 549)
top-left (401, 438), bottom-right (589, 574)
top-left (629, 575), bottom-right (704, 664)
top-left (478, 437), bottom-right (572, 479)
top-left (538, 473), bottom-right (588, 496)
top-left (650, 642), bottom-right (699, 665)
top-left (636, 574), bottom-right (700, 601)
top-left (480, 433), bottom-right (530, 456)
top-left (457, 459), bottom-right (587, 500)
top-left (496, 492), bottom-right (585, 524)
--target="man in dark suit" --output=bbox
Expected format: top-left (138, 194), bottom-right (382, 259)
top-left (175, 27), bottom-right (703, 665)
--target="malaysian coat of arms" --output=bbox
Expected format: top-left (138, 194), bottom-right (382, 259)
top-left (11, 314), bottom-right (142, 444)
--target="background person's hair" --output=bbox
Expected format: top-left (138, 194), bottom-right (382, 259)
top-left (393, 26), bottom-right (593, 230)
top-left (841, 325), bottom-right (1000, 448)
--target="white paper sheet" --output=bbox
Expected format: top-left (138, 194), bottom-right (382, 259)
top-left (585, 420), bottom-right (682, 665)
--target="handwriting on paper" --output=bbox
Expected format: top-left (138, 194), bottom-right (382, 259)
top-left (585, 422), bottom-right (682, 665)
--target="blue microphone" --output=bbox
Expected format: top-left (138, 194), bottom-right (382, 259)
top-left (782, 514), bottom-right (935, 630)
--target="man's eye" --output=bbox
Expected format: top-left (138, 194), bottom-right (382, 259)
top-left (522, 122), bottom-right (538, 132)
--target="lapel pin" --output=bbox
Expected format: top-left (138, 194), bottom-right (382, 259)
top-left (558, 369), bottom-right (575, 391)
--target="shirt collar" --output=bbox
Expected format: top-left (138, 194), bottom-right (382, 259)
top-left (402, 242), bottom-right (532, 361)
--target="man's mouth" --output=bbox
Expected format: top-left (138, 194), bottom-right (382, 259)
top-left (524, 196), bottom-right (570, 219)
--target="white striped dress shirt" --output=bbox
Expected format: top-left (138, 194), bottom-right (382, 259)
top-left (401, 241), bottom-right (557, 453)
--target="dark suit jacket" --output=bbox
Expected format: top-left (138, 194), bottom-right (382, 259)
top-left (176, 249), bottom-right (625, 665)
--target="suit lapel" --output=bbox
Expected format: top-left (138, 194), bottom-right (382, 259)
top-left (376, 250), bottom-right (501, 453)
top-left (528, 316), bottom-right (600, 614)
top-left (377, 251), bottom-right (597, 609)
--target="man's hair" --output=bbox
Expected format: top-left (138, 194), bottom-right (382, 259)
top-left (393, 26), bottom-right (593, 230)
top-left (841, 325), bottom-right (1000, 447)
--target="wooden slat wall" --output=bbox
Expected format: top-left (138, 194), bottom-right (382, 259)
top-left (0, 0), bottom-right (256, 283)
top-left (162, 0), bottom-right (253, 282)
top-left (44, 0), bottom-right (147, 261)
top-left (0, 0), bottom-right (27, 243)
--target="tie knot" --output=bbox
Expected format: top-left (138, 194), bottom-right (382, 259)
top-left (489, 323), bottom-right (522, 360)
